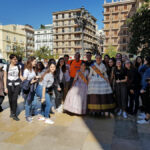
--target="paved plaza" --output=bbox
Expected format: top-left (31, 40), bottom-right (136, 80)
top-left (0, 97), bottom-right (150, 150)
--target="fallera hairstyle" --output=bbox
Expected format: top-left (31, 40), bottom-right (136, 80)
top-left (25, 56), bottom-right (36, 71)
top-left (56, 57), bottom-right (66, 73)
top-left (40, 62), bottom-right (56, 82)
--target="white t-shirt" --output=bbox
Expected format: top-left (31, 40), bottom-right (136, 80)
top-left (23, 69), bottom-right (36, 80)
top-left (3, 64), bottom-right (20, 81)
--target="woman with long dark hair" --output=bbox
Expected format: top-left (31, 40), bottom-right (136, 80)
top-left (113, 59), bottom-right (128, 118)
top-left (135, 56), bottom-right (143, 70)
top-left (125, 60), bottom-right (140, 115)
top-left (54, 57), bottom-right (67, 112)
top-left (36, 62), bottom-right (56, 124)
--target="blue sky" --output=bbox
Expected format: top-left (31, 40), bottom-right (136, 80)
top-left (0, 0), bottom-right (112, 29)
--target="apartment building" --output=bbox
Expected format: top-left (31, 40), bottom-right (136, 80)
top-left (23, 25), bottom-right (34, 57)
top-left (52, 8), bottom-right (97, 58)
top-left (103, 0), bottom-right (136, 53)
top-left (0, 24), bottom-right (26, 60)
top-left (34, 24), bottom-right (53, 54)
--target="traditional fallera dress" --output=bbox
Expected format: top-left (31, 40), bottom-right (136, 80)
top-left (64, 70), bottom-right (89, 115)
top-left (87, 62), bottom-right (115, 113)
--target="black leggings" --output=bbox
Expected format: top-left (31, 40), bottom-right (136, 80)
top-left (8, 85), bottom-right (20, 115)
top-left (0, 96), bottom-right (4, 106)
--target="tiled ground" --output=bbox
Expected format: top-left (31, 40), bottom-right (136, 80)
top-left (0, 97), bottom-right (150, 150)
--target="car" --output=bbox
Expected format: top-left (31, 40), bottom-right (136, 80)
top-left (0, 59), bottom-right (7, 64)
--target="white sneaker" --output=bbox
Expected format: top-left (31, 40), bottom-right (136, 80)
top-left (45, 119), bottom-right (54, 124)
top-left (137, 119), bottom-right (149, 124)
top-left (123, 111), bottom-right (127, 119)
top-left (117, 110), bottom-right (122, 116)
top-left (57, 104), bottom-right (63, 113)
top-left (38, 117), bottom-right (45, 121)
top-left (138, 113), bottom-right (146, 119)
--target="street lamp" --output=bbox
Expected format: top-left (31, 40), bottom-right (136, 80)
top-left (74, 7), bottom-right (90, 59)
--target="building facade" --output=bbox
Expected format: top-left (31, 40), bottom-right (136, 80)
top-left (103, 0), bottom-right (136, 53)
top-left (52, 8), bottom-right (97, 58)
top-left (34, 24), bottom-right (53, 54)
top-left (23, 25), bottom-right (34, 57)
top-left (96, 28), bottom-right (105, 54)
top-left (0, 24), bottom-right (26, 60)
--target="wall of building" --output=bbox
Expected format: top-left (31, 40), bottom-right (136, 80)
top-left (0, 25), bottom-right (26, 60)
top-left (34, 24), bottom-right (53, 54)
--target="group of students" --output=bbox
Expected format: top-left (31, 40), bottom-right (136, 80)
top-left (0, 52), bottom-right (150, 125)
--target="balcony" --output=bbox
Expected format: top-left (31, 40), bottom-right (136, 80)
top-left (103, 11), bottom-right (110, 15)
top-left (103, 19), bottom-right (110, 23)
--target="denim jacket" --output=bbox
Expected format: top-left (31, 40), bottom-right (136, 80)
top-left (22, 79), bottom-right (35, 102)
top-left (141, 68), bottom-right (150, 90)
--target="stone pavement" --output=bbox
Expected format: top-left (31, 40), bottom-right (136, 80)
top-left (0, 97), bottom-right (150, 150)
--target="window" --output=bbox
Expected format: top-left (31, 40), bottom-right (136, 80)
top-left (106, 31), bottom-right (109, 36)
top-left (56, 36), bottom-right (58, 39)
top-left (124, 5), bottom-right (127, 10)
top-left (69, 42), bottom-right (71, 46)
top-left (69, 27), bottom-right (71, 32)
top-left (115, 14), bottom-right (118, 20)
top-left (6, 35), bottom-right (9, 41)
top-left (62, 35), bottom-right (64, 40)
top-left (62, 14), bottom-right (64, 18)
top-left (75, 34), bottom-right (80, 38)
top-left (76, 12), bottom-right (81, 16)
top-left (114, 39), bottom-right (117, 43)
top-left (75, 27), bottom-right (80, 32)
top-left (69, 13), bottom-right (71, 18)
top-left (56, 15), bottom-right (58, 19)
top-left (123, 30), bottom-right (126, 35)
top-left (75, 41), bottom-right (80, 45)
top-left (68, 20), bottom-right (71, 25)
top-left (106, 8), bottom-right (109, 12)
top-left (62, 21), bottom-right (64, 26)
top-left (14, 37), bottom-right (16, 42)
top-left (56, 22), bottom-right (58, 26)
top-left (123, 38), bottom-right (126, 43)
top-left (114, 31), bottom-right (117, 36)
top-left (106, 16), bottom-right (109, 20)
top-left (115, 6), bottom-right (118, 11)
top-left (68, 35), bottom-right (71, 39)
top-left (62, 28), bottom-right (65, 33)
top-left (13, 26), bottom-right (16, 30)
top-left (56, 29), bottom-right (58, 33)
top-left (6, 45), bottom-right (11, 51)
top-left (123, 46), bottom-right (126, 51)
top-left (132, 4), bottom-right (135, 8)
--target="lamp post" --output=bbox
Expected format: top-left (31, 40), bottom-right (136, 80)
top-left (74, 7), bottom-right (89, 59)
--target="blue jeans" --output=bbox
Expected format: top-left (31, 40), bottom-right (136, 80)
top-left (24, 91), bottom-right (38, 117)
top-left (36, 85), bottom-right (52, 118)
